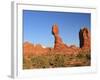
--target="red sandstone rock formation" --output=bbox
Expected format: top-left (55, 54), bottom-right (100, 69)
top-left (23, 42), bottom-right (34, 56)
top-left (23, 42), bottom-right (50, 57)
top-left (52, 24), bottom-right (80, 54)
top-left (79, 27), bottom-right (91, 49)
top-left (52, 24), bottom-right (68, 50)
top-left (52, 24), bottom-right (90, 55)
top-left (23, 24), bottom-right (90, 56)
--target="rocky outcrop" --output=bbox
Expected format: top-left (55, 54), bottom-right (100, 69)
top-left (23, 24), bottom-right (90, 56)
top-left (23, 42), bottom-right (34, 56)
top-left (52, 24), bottom-right (68, 50)
top-left (79, 27), bottom-right (91, 49)
top-left (52, 24), bottom-right (80, 54)
top-left (52, 24), bottom-right (90, 55)
top-left (23, 42), bottom-right (51, 57)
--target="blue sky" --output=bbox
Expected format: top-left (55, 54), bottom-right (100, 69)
top-left (23, 10), bottom-right (91, 47)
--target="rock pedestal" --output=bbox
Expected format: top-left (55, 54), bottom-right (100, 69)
top-left (52, 24), bottom-right (68, 50)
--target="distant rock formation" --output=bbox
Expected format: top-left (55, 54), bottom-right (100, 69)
top-left (23, 42), bottom-right (34, 56)
top-left (23, 24), bottom-right (91, 56)
top-left (79, 27), bottom-right (91, 49)
top-left (23, 42), bottom-right (50, 57)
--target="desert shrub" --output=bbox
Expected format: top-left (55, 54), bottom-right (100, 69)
top-left (76, 51), bottom-right (90, 59)
top-left (23, 57), bottom-right (32, 69)
top-left (49, 54), bottom-right (65, 67)
top-left (31, 56), bottom-right (50, 68)
top-left (76, 53), bottom-right (85, 59)
top-left (86, 53), bottom-right (91, 60)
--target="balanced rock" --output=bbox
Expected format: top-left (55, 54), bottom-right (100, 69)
top-left (52, 24), bottom-right (80, 54)
top-left (52, 24), bottom-right (68, 50)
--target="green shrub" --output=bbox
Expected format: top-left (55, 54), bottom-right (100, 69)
top-left (49, 54), bottom-right (65, 67)
top-left (31, 56), bottom-right (50, 68)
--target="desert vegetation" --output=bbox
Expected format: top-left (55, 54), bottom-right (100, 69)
top-left (23, 50), bottom-right (90, 69)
